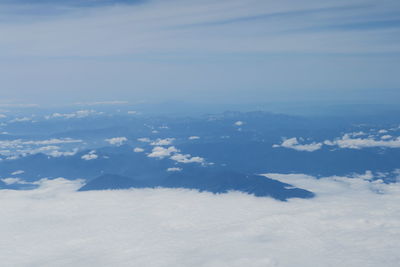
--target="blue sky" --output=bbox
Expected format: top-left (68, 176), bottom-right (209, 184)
top-left (0, 0), bottom-right (399, 106)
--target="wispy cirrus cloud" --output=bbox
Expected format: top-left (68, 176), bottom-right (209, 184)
top-left (1, 0), bottom-right (399, 57)
top-left (1, 0), bottom-right (399, 105)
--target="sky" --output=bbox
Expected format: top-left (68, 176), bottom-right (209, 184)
top-left (1, 173), bottom-right (399, 267)
top-left (0, 0), bottom-right (400, 106)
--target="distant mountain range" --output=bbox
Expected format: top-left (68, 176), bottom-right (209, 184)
top-left (78, 170), bottom-right (314, 201)
top-left (1, 110), bottom-right (399, 199)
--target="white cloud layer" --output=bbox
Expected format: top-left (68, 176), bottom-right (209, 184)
top-left (0, 174), bottom-right (399, 267)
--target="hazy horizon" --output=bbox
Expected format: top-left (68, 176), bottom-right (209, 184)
top-left (1, 0), bottom-right (400, 105)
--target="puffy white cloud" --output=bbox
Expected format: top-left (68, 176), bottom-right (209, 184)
top-left (133, 147), bottom-right (145, 153)
top-left (0, 174), bottom-right (399, 267)
top-left (381, 135), bottom-right (392, 140)
top-left (146, 144), bottom-right (205, 164)
top-left (170, 153), bottom-right (205, 164)
top-left (188, 136), bottom-right (200, 140)
top-left (234, 121), bottom-right (244, 126)
top-left (273, 137), bottom-right (323, 152)
top-left (105, 137), bottom-right (128, 146)
top-left (167, 167), bottom-right (182, 172)
top-left (148, 146), bottom-right (179, 159)
top-left (150, 138), bottom-right (175, 146)
top-left (81, 151), bottom-right (98, 161)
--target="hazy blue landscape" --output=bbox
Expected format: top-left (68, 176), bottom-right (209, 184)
top-left (1, 103), bottom-right (400, 195)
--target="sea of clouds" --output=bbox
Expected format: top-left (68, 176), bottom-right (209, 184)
top-left (1, 173), bottom-right (399, 267)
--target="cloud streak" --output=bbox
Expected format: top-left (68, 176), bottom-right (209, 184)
top-left (1, 0), bottom-right (399, 58)
top-left (274, 132), bottom-right (400, 151)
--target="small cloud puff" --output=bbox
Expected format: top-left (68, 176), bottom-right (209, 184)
top-left (81, 151), bottom-right (98, 161)
top-left (170, 153), bottom-right (205, 164)
top-left (234, 121), bottom-right (244, 126)
top-left (273, 137), bottom-right (322, 152)
top-left (105, 137), bottom-right (128, 146)
top-left (167, 167), bottom-right (182, 172)
top-left (188, 136), bottom-right (200, 140)
top-left (148, 146), bottom-right (179, 159)
top-left (150, 138), bottom-right (175, 146)
top-left (133, 147), bottom-right (144, 153)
